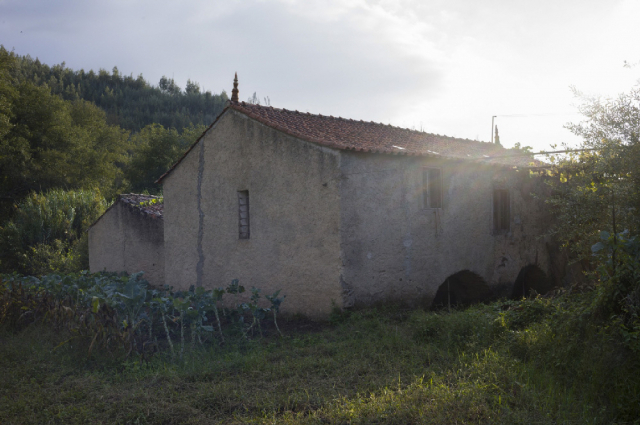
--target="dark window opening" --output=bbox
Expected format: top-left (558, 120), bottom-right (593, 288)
top-left (423, 168), bottom-right (442, 208)
top-left (238, 190), bottom-right (250, 239)
top-left (493, 188), bottom-right (510, 232)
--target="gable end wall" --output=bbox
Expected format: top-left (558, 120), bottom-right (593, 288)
top-left (163, 110), bottom-right (344, 318)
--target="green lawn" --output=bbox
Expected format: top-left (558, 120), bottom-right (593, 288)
top-left (1, 301), bottom-right (637, 424)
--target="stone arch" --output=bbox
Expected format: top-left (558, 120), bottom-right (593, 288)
top-left (431, 270), bottom-right (495, 309)
top-left (511, 265), bottom-right (553, 299)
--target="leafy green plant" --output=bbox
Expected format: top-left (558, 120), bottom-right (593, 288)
top-left (138, 197), bottom-right (163, 208)
top-left (240, 287), bottom-right (269, 337)
top-left (210, 287), bottom-right (226, 344)
top-left (266, 290), bottom-right (286, 337)
top-left (152, 293), bottom-right (176, 360)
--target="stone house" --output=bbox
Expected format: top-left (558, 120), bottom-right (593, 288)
top-left (149, 85), bottom-right (556, 318)
top-left (88, 194), bottom-right (165, 286)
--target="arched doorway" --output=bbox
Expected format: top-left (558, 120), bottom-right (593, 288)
top-left (431, 270), bottom-right (494, 309)
top-left (511, 265), bottom-right (552, 299)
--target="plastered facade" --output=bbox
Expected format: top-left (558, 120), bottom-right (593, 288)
top-left (338, 153), bottom-right (552, 308)
top-left (89, 202), bottom-right (165, 286)
top-left (162, 110), bottom-right (554, 317)
top-left (163, 110), bottom-right (344, 317)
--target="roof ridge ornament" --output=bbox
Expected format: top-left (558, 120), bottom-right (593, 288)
top-left (231, 72), bottom-right (239, 102)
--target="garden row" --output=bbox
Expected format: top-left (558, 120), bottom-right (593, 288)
top-left (0, 271), bottom-right (285, 360)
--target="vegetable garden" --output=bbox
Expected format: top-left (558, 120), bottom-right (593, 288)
top-left (1, 272), bottom-right (285, 361)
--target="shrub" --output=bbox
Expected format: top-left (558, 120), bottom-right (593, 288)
top-left (0, 188), bottom-right (107, 274)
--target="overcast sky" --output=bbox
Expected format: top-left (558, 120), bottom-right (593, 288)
top-left (2, 0), bottom-right (639, 151)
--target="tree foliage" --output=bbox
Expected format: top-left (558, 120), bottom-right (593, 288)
top-left (125, 123), bottom-right (207, 194)
top-left (3, 46), bottom-right (228, 133)
top-left (545, 85), bottom-right (640, 260)
top-left (0, 188), bottom-right (108, 275)
top-left (0, 78), bottom-right (129, 220)
top-left (0, 47), bottom-right (16, 141)
top-left (542, 84), bottom-right (640, 353)
top-left (0, 47), bottom-right (225, 273)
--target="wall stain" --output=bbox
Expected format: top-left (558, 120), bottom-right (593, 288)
top-left (196, 140), bottom-right (205, 287)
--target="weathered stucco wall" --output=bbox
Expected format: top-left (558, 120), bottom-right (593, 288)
top-left (163, 136), bottom-right (202, 290)
top-left (163, 106), bottom-right (554, 315)
top-left (489, 168), bottom-right (554, 297)
top-left (163, 110), bottom-right (344, 317)
top-left (338, 152), bottom-right (551, 307)
top-left (89, 203), bottom-right (165, 286)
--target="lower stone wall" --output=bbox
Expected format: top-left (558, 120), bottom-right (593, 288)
top-left (339, 152), bottom-right (555, 308)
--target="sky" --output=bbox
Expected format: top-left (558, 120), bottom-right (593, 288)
top-left (1, 0), bottom-right (639, 152)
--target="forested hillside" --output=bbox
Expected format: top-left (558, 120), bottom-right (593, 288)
top-left (0, 46), bottom-right (221, 274)
top-left (9, 49), bottom-right (228, 132)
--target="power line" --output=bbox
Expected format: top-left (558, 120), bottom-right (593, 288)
top-left (494, 112), bottom-right (581, 118)
top-left (487, 148), bottom-right (599, 158)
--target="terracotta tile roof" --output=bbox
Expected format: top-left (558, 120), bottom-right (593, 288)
top-left (88, 194), bottom-right (163, 230)
top-left (156, 102), bottom-right (542, 183)
top-left (118, 194), bottom-right (164, 218)
top-left (230, 102), bottom-right (543, 167)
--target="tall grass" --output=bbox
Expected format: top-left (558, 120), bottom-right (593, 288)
top-left (1, 293), bottom-right (638, 424)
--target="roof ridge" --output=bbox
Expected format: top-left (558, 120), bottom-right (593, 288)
top-left (233, 102), bottom-right (497, 147)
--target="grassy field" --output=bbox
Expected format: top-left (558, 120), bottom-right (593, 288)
top-left (1, 299), bottom-right (638, 424)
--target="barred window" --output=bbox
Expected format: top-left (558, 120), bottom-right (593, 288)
top-left (238, 190), bottom-right (250, 239)
top-left (493, 188), bottom-right (510, 232)
top-left (423, 168), bottom-right (442, 209)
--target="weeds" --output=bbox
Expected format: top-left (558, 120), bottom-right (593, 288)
top-left (3, 298), bottom-right (638, 424)
top-left (2, 270), bottom-right (640, 423)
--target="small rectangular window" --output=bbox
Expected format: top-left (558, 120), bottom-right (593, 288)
top-left (423, 168), bottom-right (442, 208)
top-left (493, 188), bottom-right (510, 232)
top-left (238, 190), bottom-right (250, 239)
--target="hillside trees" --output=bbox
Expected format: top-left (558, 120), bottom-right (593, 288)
top-left (3, 46), bottom-right (228, 132)
top-left (0, 47), bottom-right (223, 274)
top-left (0, 72), bottom-right (126, 274)
top-left (0, 47), bottom-right (16, 140)
top-left (0, 80), bottom-right (129, 221)
top-left (125, 123), bottom-right (207, 194)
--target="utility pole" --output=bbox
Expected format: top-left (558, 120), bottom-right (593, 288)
top-left (491, 116), bottom-right (497, 144)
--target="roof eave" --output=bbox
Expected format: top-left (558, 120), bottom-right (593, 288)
top-left (155, 105), bottom-right (233, 184)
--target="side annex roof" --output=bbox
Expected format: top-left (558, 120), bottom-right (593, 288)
top-left (88, 194), bottom-right (164, 230)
